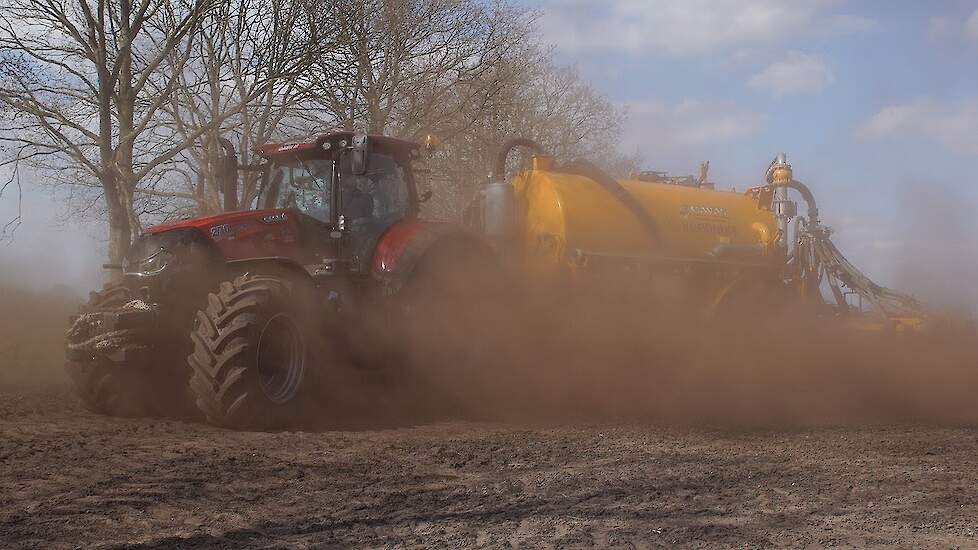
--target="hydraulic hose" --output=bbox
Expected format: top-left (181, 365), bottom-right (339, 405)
top-left (768, 179), bottom-right (819, 225)
top-left (493, 138), bottom-right (547, 178)
top-left (490, 138), bottom-right (658, 245)
top-left (787, 179), bottom-right (818, 224)
top-left (560, 159), bottom-right (660, 244)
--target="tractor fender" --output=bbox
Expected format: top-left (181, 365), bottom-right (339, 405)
top-left (225, 257), bottom-right (315, 284)
top-left (370, 221), bottom-right (493, 296)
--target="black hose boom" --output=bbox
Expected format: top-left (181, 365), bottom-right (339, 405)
top-left (785, 179), bottom-right (819, 225)
top-left (493, 138), bottom-right (546, 179)
top-left (560, 159), bottom-right (660, 245)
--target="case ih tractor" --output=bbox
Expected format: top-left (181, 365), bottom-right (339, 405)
top-left (66, 132), bottom-right (927, 429)
top-left (66, 132), bottom-right (495, 429)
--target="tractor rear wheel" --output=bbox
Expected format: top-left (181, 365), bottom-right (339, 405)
top-left (188, 274), bottom-right (322, 430)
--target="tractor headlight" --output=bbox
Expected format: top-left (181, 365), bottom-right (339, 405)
top-left (123, 228), bottom-right (208, 277)
top-left (125, 247), bottom-right (173, 276)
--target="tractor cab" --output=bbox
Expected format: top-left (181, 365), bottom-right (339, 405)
top-left (255, 132), bottom-right (424, 273)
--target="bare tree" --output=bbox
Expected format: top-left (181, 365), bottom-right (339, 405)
top-left (0, 0), bottom-right (227, 265)
top-left (0, 0), bottom-right (631, 261)
top-left (0, 0), bottom-right (307, 266)
top-left (0, 155), bottom-right (23, 240)
top-left (304, 0), bottom-right (625, 220)
top-left (162, 0), bottom-right (317, 217)
top-left (309, 0), bottom-right (535, 137)
top-left (422, 53), bottom-right (629, 220)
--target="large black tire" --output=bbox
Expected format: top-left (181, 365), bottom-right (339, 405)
top-left (65, 285), bottom-right (161, 417)
top-left (188, 274), bottom-right (323, 430)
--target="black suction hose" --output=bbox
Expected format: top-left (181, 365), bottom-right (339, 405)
top-left (492, 138), bottom-right (659, 245)
top-left (784, 179), bottom-right (819, 225)
top-left (493, 138), bottom-right (546, 178)
top-left (560, 159), bottom-right (660, 244)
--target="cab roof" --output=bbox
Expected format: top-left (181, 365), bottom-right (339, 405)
top-left (255, 131), bottom-right (420, 159)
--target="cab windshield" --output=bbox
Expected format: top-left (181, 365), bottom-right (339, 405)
top-left (264, 152), bottom-right (409, 225)
top-left (265, 159), bottom-right (333, 223)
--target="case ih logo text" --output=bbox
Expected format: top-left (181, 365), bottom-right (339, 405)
top-left (209, 223), bottom-right (232, 239)
top-left (679, 205), bottom-right (729, 218)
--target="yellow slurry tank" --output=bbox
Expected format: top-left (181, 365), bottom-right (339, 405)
top-left (511, 161), bottom-right (778, 270)
top-left (474, 137), bottom-right (930, 327)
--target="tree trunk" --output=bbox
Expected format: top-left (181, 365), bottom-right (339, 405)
top-left (104, 177), bottom-right (134, 282)
top-left (96, 52), bottom-right (132, 280)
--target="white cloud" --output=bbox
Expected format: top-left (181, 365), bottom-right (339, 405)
top-left (823, 14), bottom-right (877, 34)
top-left (927, 16), bottom-right (956, 41)
top-left (928, 9), bottom-right (978, 42)
top-left (621, 98), bottom-right (764, 154)
top-left (747, 52), bottom-right (834, 97)
top-left (857, 98), bottom-right (978, 156)
top-left (966, 8), bottom-right (978, 41)
top-left (538, 0), bottom-right (873, 55)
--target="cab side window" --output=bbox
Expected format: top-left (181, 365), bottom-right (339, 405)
top-left (341, 152), bottom-right (409, 221)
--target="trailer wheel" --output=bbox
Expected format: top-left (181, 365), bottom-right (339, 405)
top-left (189, 274), bottom-right (319, 430)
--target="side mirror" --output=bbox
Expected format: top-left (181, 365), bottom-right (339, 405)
top-left (351, 133), bottom-right (369, 175)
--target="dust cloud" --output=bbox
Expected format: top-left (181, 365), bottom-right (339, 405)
top-left (0, 281), bottom-right (78, 390)
top-left (400, 261), bottom-right (978, 428)
top-left (884, 182), bottom-right (978, 316)
top-left (2, 253), bottom-right (977, 429)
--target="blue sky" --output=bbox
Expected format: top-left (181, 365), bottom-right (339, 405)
top-left (530, 0), bottom-right (978, 310)
top-left (2, 0), bottom-right (977, 310)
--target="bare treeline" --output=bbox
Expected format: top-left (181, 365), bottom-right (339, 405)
top-left (0, 0), bottom-right (626, 264)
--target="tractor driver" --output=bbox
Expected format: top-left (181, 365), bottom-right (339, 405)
top-left (340, 153), bottom-right (408, 225)
top-left (284, 161), bottom-right (331, 223)
top-left (341, 173), bottom-right (375, 222)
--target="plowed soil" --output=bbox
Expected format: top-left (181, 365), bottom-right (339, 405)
top-left (3, 386), bottom-right (978, 549)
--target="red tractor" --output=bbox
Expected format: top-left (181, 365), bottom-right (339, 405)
top-left (66, 132), bottom-right (492, 429)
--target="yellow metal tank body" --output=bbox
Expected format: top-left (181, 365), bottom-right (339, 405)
top-left (511, 162), bottom-right (778, 273)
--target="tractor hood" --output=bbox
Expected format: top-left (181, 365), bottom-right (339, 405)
top-left (140, 209), bottom-right (302, 261)
top-left (144, 209), bottom-right (289, 236)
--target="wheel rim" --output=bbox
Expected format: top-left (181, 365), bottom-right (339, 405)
top-left (256, 313), bottom-right (305, 404)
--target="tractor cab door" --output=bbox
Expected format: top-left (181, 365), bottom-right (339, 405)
top-left (262, 158), bottom-right (340, 264)
top-left (337, 150), bottom-right (413, 272)
top-left (262, 146), bottom-right (414, 273)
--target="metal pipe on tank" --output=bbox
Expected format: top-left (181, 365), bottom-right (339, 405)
top-left (767, 153), bottom-right (796, 252)
top-left (483, 178), bottom-right (517, 241)
top-left (484, 138), bottom-right (549, 243)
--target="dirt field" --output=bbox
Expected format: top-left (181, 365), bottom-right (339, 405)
top-left (4, 284), bottom-right (978, 548)
top-left (3, 385), bottom-right (978, 549)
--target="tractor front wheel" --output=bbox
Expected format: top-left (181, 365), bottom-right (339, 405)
top-left (188, 274), bottom-right (321, 430)
top-left (65, 285), bottom-right (163, 418)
